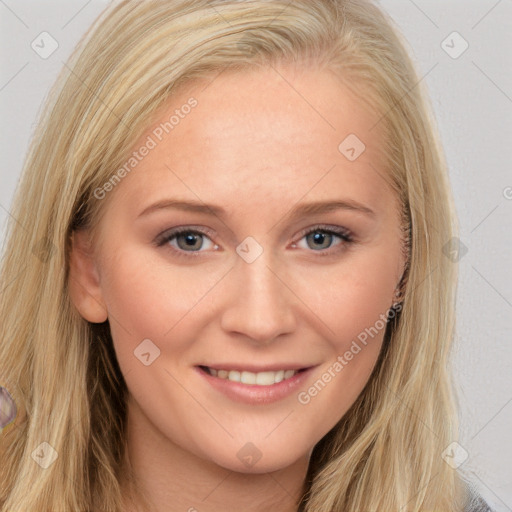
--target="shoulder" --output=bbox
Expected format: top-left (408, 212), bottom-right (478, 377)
top-left (463, 481), bottom-right (496, 512)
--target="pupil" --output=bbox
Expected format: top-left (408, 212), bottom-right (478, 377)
top-left (179, 233), bottom-right (202, 250)
top-left (308, 231), bottom-right (331, 250)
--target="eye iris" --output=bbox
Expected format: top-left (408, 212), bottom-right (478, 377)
top-left (307, 231), bottom-right (332, 250)
top-left (177, 233), bottom-right (202, 251)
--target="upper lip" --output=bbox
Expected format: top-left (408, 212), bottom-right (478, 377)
top-left (198, 363), bottom-right (315, 373)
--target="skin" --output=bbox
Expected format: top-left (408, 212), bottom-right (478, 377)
top-left (69, 62), bottom-right (406, 512)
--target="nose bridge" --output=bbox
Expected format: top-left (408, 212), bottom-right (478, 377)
top-left (220, 247), bottom-right (296, 343)
top-left (242, 254), bottom-right (282, 307)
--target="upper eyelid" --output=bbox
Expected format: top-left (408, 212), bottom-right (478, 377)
top-left (295, 224), bottom-right (352, 240)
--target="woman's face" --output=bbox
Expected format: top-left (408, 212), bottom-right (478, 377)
top-left (70, 63), bottom-right (406, 473)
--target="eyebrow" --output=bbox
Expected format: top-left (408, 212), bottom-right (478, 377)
top-left (137, 198), bottom-right (376, 220)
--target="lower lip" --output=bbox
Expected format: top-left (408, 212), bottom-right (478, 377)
top-left (195, 366), bottom-right (316, 405)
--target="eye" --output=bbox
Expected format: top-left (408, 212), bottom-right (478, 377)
top-left (156, 227), bottom-right (218, 255)
top-left (292, 225), bottom-right (354, 255)
top-left (155, 224), bottom-right (354, 258)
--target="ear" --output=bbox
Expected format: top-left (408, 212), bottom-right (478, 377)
top-left (68, 230), bottom-right (108, 323)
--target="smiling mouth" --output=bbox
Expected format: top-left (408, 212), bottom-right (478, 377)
top-left (198, 365), bottom-right (308, 386)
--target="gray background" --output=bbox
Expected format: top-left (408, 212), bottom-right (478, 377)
top-left (1, 1), bottom-right (511, 510)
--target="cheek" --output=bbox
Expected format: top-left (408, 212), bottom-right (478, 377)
top-left (287, 250), bottom-right (396, 414)
top-left (294, 250), bottom-right (397, 350)
top-left (98, 247), bottom-right (229, 368)
top-left (291, 274), bottom-right (393, 437)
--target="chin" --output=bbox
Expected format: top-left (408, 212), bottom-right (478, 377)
top-left (202, 441), bottom-right (308, 475)
top-left (216, 455), bottom-right (296, 475)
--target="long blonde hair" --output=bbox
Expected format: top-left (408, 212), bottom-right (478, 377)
top-left (1, 1), bottom-right (471, 510)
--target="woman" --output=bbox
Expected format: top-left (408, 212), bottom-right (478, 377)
top-left (0, 1), bottom-right (495, 510)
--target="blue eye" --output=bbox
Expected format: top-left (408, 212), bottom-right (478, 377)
top-left (293, 225), bottom-right (353, 255)
top-left (157, 227), bottom-right (217, 254)
top-left (156, 224), bottom-right (354, 258)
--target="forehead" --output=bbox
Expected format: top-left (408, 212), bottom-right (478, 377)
top-left (104, 63), bottom-right (392, 219)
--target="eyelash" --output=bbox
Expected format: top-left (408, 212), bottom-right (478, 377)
top-left (155, 224), bottom-right (354, 259)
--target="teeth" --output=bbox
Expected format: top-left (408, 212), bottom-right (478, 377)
top-left (241, 371), bottom-right (256, 384)
top-left (208, 367), bottom-right (299, 385)
top-left (228, 370), bottom-right (241, 382)
top-left (284, 369), bottom-right (295, 379)
top-left (256, 371), bottom-right (276, 385)
top-left (274, 370), bottom-right (285, 383)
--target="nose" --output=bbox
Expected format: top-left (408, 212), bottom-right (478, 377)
top-left (219, 253), bottom-right (297, 345)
